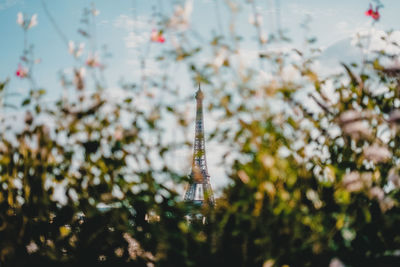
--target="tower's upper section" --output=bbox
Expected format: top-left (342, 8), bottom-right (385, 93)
top-left (195, 86), bottom-right (204, 101)
top-left (191, 85), bottom-right (208, 180)
top-left (184, 85), bottom-right (215, 206)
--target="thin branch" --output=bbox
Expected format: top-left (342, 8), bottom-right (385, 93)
top-left (275, 0), bottom-right (282, 37)
top-left (308, 93), bottom-right (333, 115)
top-left (214, 0), bottom-right (224, 36)
top-left (41, 0), bottom-right (69, 47)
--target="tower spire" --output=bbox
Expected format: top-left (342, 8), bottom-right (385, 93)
top-left (184, 84), bottom-right (215, 207)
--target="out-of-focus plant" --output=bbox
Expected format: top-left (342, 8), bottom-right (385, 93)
top-left (1, 1), bottom-right (400, 266)
top-left (0, 4), bottom-right (199, 266)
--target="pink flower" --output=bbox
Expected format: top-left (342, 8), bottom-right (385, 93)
top-left (368, 186), bottom-right (384, 201)
top-left (16, 64), bottom-right (28, 78)
top-left (363, 144), bottom-right (391, 163)
top-left (365, 4), bottom-right (380, 21)
top-left (150, 29), bottom-right (165, 43)
top-left (86, 54), bottom-right (101, 68)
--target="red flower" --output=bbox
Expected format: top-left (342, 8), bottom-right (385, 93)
top-left (365, 4), bottom-right (380, 21)
top-left (151, 29), bottom-right (165, 43)
top-left (16, 64), bottom-right (28, 78)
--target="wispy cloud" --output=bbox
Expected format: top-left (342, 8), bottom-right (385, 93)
top-left (113, 14), bottom-right (151, 50)
top-left (124, 31), bottom-right (148, 49)
top-left (286, 3), bottom-right (336, 18)
top-left (126, 57), bottom-right (162, 77)
top-left (0, 0), bottom-right (20, 10)
top-left (113, 14), bottom-right (149, 31)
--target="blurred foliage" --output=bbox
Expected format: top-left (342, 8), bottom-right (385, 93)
top-left (1, 1), bottom-right (400, 266)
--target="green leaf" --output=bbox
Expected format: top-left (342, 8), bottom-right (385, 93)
top-left (21, 98), bottom-right (31, 106)
top-left (38, 89), bottom-right (46, 95)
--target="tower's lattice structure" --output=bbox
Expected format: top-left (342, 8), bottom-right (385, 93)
top-left (184, 86), bottom-right (215, 206)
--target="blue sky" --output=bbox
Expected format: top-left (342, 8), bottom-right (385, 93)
top-left (1, 0), bottom-right (400, 191)
top-left (1, 0), bottom-right (399, 100)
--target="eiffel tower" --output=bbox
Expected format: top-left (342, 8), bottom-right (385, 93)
top-left (184, 85), bottom-right (215, 207)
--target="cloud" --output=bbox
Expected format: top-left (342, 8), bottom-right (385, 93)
top-left (0, 0), bottom-right (19, 10)
top-left (126, 57), bottom-right (163, 77)
top-left (113, 14), bottom-right (149, 31)
top-left (98, 19), bottom-right (109, 26)
top-left (124, 31), bottom-right (148, 49)
top-left (113, 14), bottom-right (152, 50)
top-left (287, 3), bottom-right (336, 18)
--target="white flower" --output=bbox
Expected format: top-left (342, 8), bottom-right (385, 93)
top-left (363, 144), bottom-right (391, 163)
top-left (306, 189), bottom-right (322, 209)
top-left (17, 13), bottom-right (38, 30)
top-left (76, 45), bottom-right (84, 58)
top-left (329, 258), bottom-right (345, 267)
top-left (92, 9), bottom-right (100, 16)
top-left (78, 67), bottom-right (86, 77)
top-left (261, 154), bottom-right (274, 169)
top-left (68, 41), bottom-right (75, 54)
top-left (68, 41), bottom-right (85, 58)
top-left (28, 14), bottom-right (37, 29)
top-left (212, 47), bottom-right (229, 69)
top-left (260, 33), bottom-right (268, 44)
top-left (248, 13), bottom-right (263, 26)
top-left (17, 12), bottom-right (24, 26)
top-left (26, 241), bottom-right (38, 254)
top-left (168, 0), bottom-right (193, 31)
top-left (281, 65), bottom-right (301, 83)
